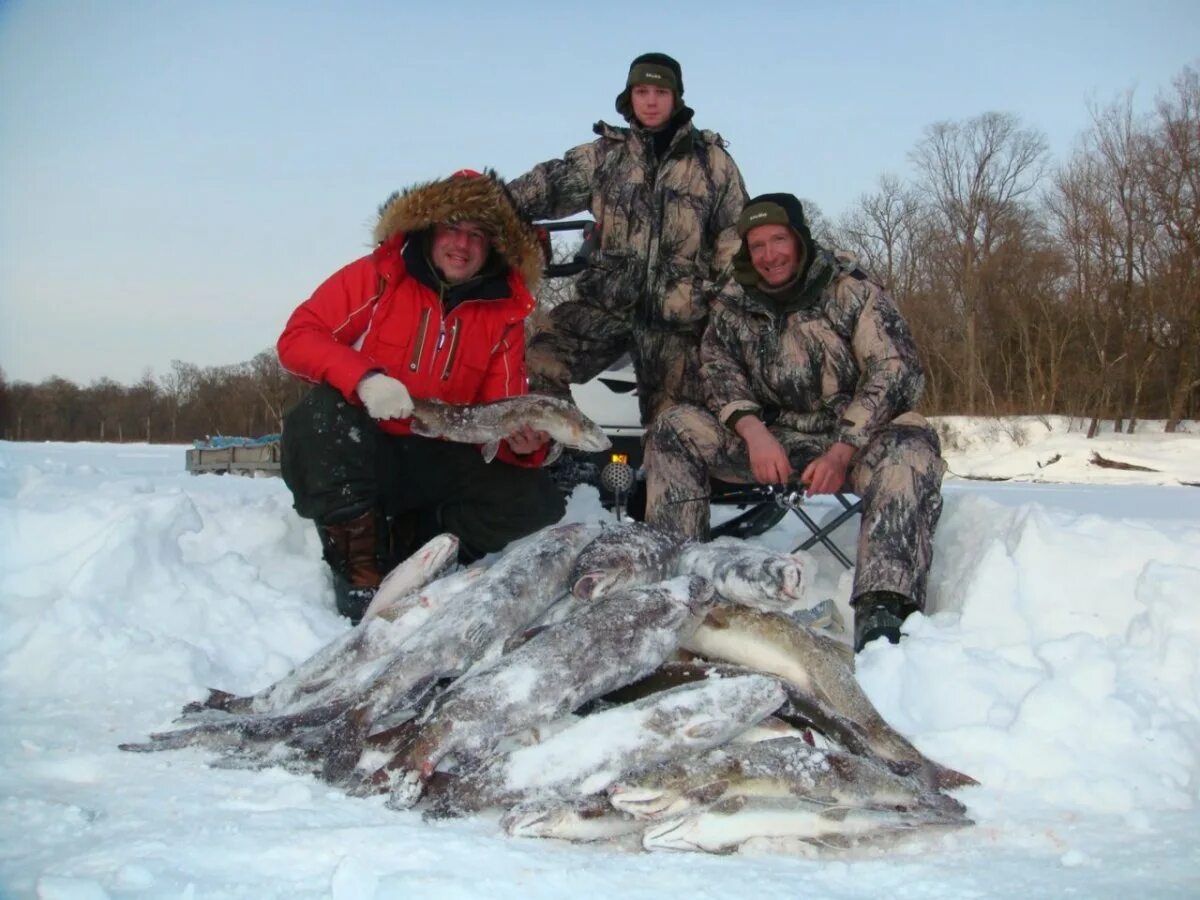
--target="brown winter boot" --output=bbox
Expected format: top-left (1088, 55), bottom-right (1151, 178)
top-left (318, 510), bottom-right (385, 624)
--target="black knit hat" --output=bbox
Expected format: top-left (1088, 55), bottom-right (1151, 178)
top-left (615, 52), bottom-right (684, 121)
top-left (733, 192), bottom-right (816, 287)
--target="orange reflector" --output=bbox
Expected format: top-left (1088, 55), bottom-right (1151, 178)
top-left (611, 452), bottom-right (629, 465)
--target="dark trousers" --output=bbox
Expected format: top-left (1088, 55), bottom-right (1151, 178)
top-left (280, 385), bottom-right (566, 559)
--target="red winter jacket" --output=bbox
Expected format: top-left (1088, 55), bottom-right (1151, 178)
top-left (278, 233), bottom-right (546, 467)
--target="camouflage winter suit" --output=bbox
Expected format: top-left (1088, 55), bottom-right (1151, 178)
top-left (644, 248), bottom-right (947, 607)
top-left (507, 113), bottom-right (748, 424)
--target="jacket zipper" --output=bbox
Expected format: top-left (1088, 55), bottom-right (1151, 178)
top-left (440, 320), bottom-right (461, 381)
top-left (641, 138), bottom-right (668, 325)
top-left (408, 308), bottom-right (431, 372)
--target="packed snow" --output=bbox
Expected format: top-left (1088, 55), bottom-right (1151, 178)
top-left (2, 418), bottom-right (1199, 898)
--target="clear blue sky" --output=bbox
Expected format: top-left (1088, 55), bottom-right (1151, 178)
top-left (2, 0), bottom-right (1197, 385)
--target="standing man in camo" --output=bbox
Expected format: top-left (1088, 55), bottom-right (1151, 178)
top-left (643, 193), bottom-right (947, 653)
top-left (506, 52), bottom-right (748, 427)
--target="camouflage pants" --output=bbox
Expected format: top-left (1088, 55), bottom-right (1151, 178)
top-left (643, 404), bottom-right (946, 607)
top-left (527, 294), bottom-right (705, 425)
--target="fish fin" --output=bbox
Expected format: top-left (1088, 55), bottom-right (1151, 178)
top-left (481, 440), bottom-right (500, 463)
top-left (368, 707), bottom-right (418, 737)
top-left (703, 606), bottom-right (733, 629)
top-left (181, 688), bottom-right (248, 715)
top-left (464, 620), bottom-right (493, 649)
top-left (686, 780), bottom-right (730, 805)
top-left (935, 764), bottom-right (979, 790)
top-left (123, 722), bottom-right (230, 752)
top-left (829, 638), bottom-right (856, 668)
top-left (118, 740), bottom-right (162, 753)
top-left (319, 706), bottom-right (372, 784)
top-left (683, 719), bottom-right (722, 741)
top-left (368, 675), bottom-right (445, 739)
top-left (709, 795), bottom-right (748, 814)
top-left (543, 441), bottom-right (563, 465)
top-left (818, 804), bottom-right (854, 821)
top-left (386, 770), bottom-right (425, 810)
top-left (885, 759), bottom-right (923, 779)
top-left (503, 624), bottom-right (549, 654)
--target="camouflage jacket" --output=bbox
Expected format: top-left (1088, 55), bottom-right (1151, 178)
top-left (702, 249), bottom-right (925, 450)
top-left (508, 114), bottom-right (747, 329)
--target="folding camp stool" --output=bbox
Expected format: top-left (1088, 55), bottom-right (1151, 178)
top-left (769, 486), bottom-right (863, 569)
top-left (710, 484), bottom-right (863, 569)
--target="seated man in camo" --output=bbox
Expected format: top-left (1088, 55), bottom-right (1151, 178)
top-left (643, 192), bottom-right (946, 652)
top-left (277, 170), bottom-right (565, 624)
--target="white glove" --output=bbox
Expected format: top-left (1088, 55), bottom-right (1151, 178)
top-left (357, 373), bottom-right (414, 420)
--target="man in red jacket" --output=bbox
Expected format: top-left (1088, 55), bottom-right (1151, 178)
top-left (277, 169), bottom-right (566, 622)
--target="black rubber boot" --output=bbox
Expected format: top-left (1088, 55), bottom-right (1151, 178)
top-left (330, 574), bottom-right (377, 624)
top-left (852, 591), bottom-right (919, 653)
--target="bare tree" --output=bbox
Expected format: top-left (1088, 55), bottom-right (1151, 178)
top-left (835, 174), bottom-right (927, 297)
top-left (910, 112), bottom-right (1049, 413)
top-left (249, 350), bottom-right (305, 433)
top-left (1144, 67), bottom-right (1200, 430)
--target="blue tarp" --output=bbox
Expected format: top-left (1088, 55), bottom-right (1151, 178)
top-left (192, 434), bottom-right (281, 449)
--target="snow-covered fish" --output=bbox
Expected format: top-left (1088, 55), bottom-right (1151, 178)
top-left (316, 521), bottom-right (601, 783)
top-left (409, 395), bottom-right (610, 461)
top-left (786, 598), bottom-right (845, 634)
top-left (242, 551), bottom-right (482, 714)
top-left (501, 797), bottom-right (643, 843)
top-left (180, 534), bottom-right (465, 716)
top-left (728, 716), bottom-right (811, 745)
top-left (676, 538), bottom-right (810, 612)
top-left (682, 605), bottom-right (977, 790)
top-left (569, 522), bottom-right (685, 601)
top-left (360, 533), bottom-right (462, 622)
top-left (641, 794), bottom-right (970, 855)
top-left (387, 575), bottom-right (717, 787)
top-left (419, 674), bottom-right (786, 816)
top-left (608, 736), bottom-right (967, 822)
top-left (246, 565), bottom-right (487, 714)
top-left (590, 659), bottom-right (752, 709)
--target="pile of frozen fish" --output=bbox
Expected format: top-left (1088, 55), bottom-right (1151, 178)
top-left (122, 521), bottom-right (976, 856)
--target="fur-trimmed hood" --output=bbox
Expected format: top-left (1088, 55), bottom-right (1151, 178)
top-left (373, 169), bottom-right (543, 292)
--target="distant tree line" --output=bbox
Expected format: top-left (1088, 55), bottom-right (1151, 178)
top-left (0, 353), bottom-right (307, 444)
top-left (1, 66), bottom-right (1196, 443)
top-left (824, 65), bottom-right (1199, 433)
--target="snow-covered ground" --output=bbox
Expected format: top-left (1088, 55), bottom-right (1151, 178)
top-left (2, 418), bottom-right (1199, 898)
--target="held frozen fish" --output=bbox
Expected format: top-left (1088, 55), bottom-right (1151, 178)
top-left (408, 394), bottom-right (611, 459)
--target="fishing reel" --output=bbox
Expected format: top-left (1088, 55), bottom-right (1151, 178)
top-left (766, 482), bottom-right (806, 509)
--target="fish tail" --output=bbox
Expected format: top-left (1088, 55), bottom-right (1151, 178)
top-left (319, 706), bottom-right (373, 784)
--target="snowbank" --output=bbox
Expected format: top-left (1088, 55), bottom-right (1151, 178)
top-left (2, 430), bottom-right (1198, 898)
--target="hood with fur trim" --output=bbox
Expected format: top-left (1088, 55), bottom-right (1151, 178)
top-left (373, 169), bottom-right (543, 292)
